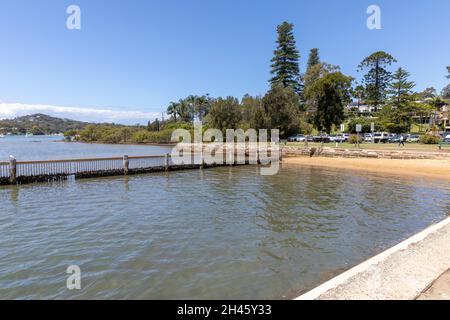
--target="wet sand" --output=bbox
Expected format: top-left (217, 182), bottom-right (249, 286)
top-left (283, 157), bottom-right (450, 182)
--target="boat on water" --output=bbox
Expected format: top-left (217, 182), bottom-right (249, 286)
top-left (0, 134), bottom-right (5, 138)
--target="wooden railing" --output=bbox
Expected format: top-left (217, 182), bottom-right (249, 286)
top-left (0, 151), bottom-right (265, 185)
top-left (0, 146), bottom-right (282, 186)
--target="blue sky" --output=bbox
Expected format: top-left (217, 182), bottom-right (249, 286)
top-left (0, 0), bottom-right (449, 124)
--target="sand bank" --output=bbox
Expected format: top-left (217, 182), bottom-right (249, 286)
top-left (283, 157), bottom-right (450, 181)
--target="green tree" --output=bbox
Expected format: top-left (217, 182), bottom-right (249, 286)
top-left (306, 48), bottom-right (320, 72)
top-left (443, 67), bottom-right (450, 99)
top-left (419, 87), bottom-right (437, 100)
top-left (388, 67), bottom-right (415, 108)
top-left (167, 102), bottom-right (179, 121)
top-left (352, 84), bottom-right (366, 108)
top-left (205, 97), bottom-right (242, 132)
top-left (303, 62), bottom-right (340, 112)
top-left (193, 95), bottom-right (212, 121)
top-left (177, 99), bottom-right (195, 122)
top-left (269, 22), bottom-right (302, 94)
top-left (358, 51), bottom-right (397, 109)
top-left (241, 94), bottom-right (262, 124)
top-left (442, 85), bottom-right (450, 100)
top-left (305, 72), bottom-right (353, 133)
top-left (413, 103), bottom-right (435, 132)
top-left (148, 118), bottom-right (160, 131)
top-left (378, 105), bottom-right (412, 134)
top-left (262, 85), bottom-right (300, 137)
top-left (429, 96), bottom-right (447, 126)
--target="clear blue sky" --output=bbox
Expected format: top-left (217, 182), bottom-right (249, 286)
top-left (0, 0), bottom-right (449, 123)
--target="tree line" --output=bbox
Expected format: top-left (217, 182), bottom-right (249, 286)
top-left (159, 21), bottom-right (449, 138)
top-left (70, 21), bottom-right (450, 144)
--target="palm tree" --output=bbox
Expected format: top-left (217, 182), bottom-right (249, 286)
top-left (194, 95), bottom-right (211, 121)
top-left (167, 102), bottom-right (179, 121)
top-left (177, 99), bottom-right (194, 122)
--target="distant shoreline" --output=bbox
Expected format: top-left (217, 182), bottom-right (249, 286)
top-left (63, 140), bottom-right (177, 147)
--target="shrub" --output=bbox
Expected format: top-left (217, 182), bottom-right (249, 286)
top-left (420, 134), bottom-right (442, 144)
top-left (348, 134), bottom-right (363, 144)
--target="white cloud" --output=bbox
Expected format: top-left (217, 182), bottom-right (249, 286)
top-left (0, 102), bottom-right (161, 125)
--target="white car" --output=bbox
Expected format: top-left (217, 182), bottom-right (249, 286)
top-left (373, 132), bottom-right (389, 143)
top-left (407, 135), bottom-right (420, 143)
top-left (364, 133), bottom-right (373, 142)
top-left (287, 134), bottom-right (306, 142)
top-left (444, 134), bottom-right (450, 143)
top-left (342, 133), bottom-right (350, 142)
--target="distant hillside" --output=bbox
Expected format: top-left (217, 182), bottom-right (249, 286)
top-left (0, 114), bottom-right (89, 135)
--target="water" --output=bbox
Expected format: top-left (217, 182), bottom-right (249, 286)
top-left (0, 136), bottom-right (449, 299)
top-left (0, 135), bottom-right (172, 161)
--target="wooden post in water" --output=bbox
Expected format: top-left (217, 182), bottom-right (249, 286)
top-left (165, 153), bottom-right (169, 172)
top-left (123, 155), bottom-right (129, 175)
top-left (200, 151), bottom-right (204, 169)
top-left (9, 156), bottom-right (17, 184)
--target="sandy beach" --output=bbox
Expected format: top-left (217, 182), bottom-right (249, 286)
top-left (283, 157), bottom-right (450, 181)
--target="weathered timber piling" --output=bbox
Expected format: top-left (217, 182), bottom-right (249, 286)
top-left (165, 153), bottom-right (169, 172)
top-left (9, 156), bottom-right (17, 184)
top-left (123, 155), bottom-right (129, 175)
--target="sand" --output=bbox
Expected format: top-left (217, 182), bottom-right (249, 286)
top-left (283, 157), bottom-right (450, 181)
top-left (418, 269), bottom-right (450, 300)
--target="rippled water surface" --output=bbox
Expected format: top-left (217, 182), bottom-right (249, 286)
top-left (0, 137), bottom-right (449, 299)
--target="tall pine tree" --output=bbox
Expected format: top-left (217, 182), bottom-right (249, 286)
top-left (389, 67), bottom-right (415, 108)
top-left (358, 51), bottom-right (396, 110)
top-left (306, 48), bottom-right (320, 73)
top-left (270, 22), bottom-right (302, 94)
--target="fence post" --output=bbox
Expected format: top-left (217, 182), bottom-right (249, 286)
top-left (123, 155), bottom-right (129, 175)
top-left (200, 151), bottom-right (204, 169)
top-left (165, 153), bottom-right (170, 172)
top-left (9, 156), bottom-right (17, 184)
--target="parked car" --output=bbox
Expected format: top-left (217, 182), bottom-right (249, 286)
top-left (306, 135), bottom-right (314, 142)
top-left (407, 134), bottom-right (420, 143)
top-left (342, 133), bottom-right (350, 142)
top-left (335, 134), bottom-right (345, 143)
top-left (388, 134), bottom-right (401, 143)
top-left (444, 134), bottom-right (450, 143)
top-left (373, 132), bottom-right (389, 143)
top-left (313, 135), bottom-right (330, 143)
top-left (364, 133), bottom-right (373, 143)
top-left (287, 134), bottom-right (306, 142)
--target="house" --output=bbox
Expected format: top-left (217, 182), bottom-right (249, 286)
top-left (345, 102), bottom-right (377, 114)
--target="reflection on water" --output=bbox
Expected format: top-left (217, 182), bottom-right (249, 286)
top-left (0, 163), bottom-right (448, 299)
